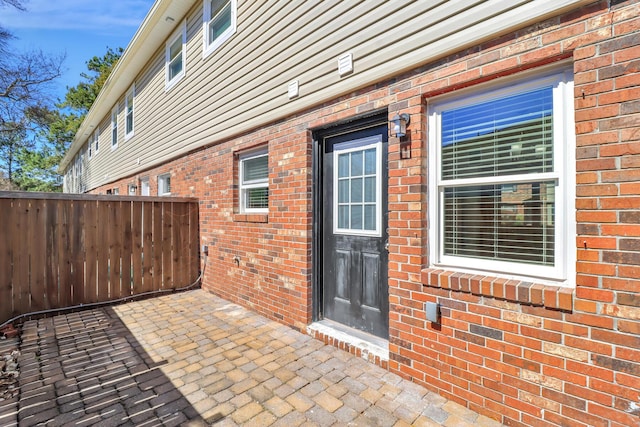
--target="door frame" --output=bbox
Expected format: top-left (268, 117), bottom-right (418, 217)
top-left (311, 110), bottom-right (389, 324)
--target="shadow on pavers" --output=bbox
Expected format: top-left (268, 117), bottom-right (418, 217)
top-left (16, 306), bottom-right (212, 426)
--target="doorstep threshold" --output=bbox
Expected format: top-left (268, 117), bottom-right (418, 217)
top-left (308, 319), bottom-right (389, 361)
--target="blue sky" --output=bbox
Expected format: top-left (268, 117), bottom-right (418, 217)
top-left (0, 0), bottom-right (155, 102)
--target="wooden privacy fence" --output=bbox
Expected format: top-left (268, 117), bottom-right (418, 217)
top-left (0, 192), bottom-right (200, 324)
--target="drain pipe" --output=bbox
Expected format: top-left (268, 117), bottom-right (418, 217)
top-left (0, 254), bottom-right (208, 331)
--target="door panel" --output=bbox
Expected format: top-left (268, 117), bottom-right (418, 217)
top-left (321, 122), bottom-right (389, 339)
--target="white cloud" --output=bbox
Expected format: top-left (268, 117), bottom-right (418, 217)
top-left (0, 0), bottom-right (154, 33)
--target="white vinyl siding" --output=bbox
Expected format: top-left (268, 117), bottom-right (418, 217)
top-left (428, 69), bottom-right (575, 283)
top-left (125, 85), bottom-right (135, 139)
top-left (61, 1), bottom-right (592, 192)
top-left (203, 0), bottom-right (236, 58)
top-left (239, 149), bottom-right (268, 213)
top-left (166, 22), bottom-right (186, 91)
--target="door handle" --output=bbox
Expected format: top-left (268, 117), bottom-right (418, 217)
top-left (384, 241), bottom-right (390, 252)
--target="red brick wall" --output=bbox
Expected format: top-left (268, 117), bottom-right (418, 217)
top-left (94, 1), bottom-right (639, 425)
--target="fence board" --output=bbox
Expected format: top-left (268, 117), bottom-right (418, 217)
top-left (0, 193), bottom-right (199, 324)
top-left (70, 200), bottom-right (86, 305)
top-left (162, 203), bottom-right (173, 289)
top-left (97, 201), bottom-right (110, 301)
top-left (45, 200), bottom-right (59, 309)
top-left (29, 199), bottom-right (46, 313)
top-left (57, 201), bottom-right (72, 307)
top-left (189, 203), bottom-right (200, 285)
top-left (173, 202), bottom-right (187, 287)
top-left (84, 200), bottom-right (98, 303)
top-left (0, 199), bottom-right (14, 318)
top-left (109, 201), bottom-right (122, 299)
top-left (121, 201), bottom-right (133, 297)
top-left (131, 202), bottom-right (143, 295)
top-left (14, 200), bottom-right (30, 316)
top-left (153, 202), bottom-right (163, 291)
top-left (142, 201), bottom-right (153, 293)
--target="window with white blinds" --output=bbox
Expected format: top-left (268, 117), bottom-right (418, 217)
top-left (240, 149), bottom-right (268, 213)
top-left (429, 70), bottom-right (575, 281)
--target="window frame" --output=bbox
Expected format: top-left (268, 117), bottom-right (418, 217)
top-left (111, 106), bottom-right (118, 150)
top-left (428, 68), bottom-right (575, 284)
top-left (93, 130), bottom-right (99, 156)
top-left (239, 148), bottom-right (268, 214)
top-left (125, 85), bottom-right (135, 140)
top-left (202, 0), bottom-right (236, 58)
top-left (158, 173), bottom-right (171, 196)
top-left (165, 22), bottom-right (187, 91)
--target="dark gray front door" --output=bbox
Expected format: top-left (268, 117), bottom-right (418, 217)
top-left (321, 122), bottom-right (389, 339)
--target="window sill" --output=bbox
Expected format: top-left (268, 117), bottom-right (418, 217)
top-left (421, 268), bottom-right (573, 312)
top-left (234, 213), bottom-right (268, 223)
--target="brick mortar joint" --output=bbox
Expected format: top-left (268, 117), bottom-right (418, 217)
top-left (421, 267), bottom-right (574, 312)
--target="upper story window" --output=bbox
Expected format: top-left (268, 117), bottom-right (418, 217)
top-left (239, 148), bottom-right (268, 213)
top-left (88, 139), bottom-right (93, 159)
top-left (203, 0), bottom-right (236, 58)
top-left (111, 106), bottom-right (118, 149)
top-left (125, 85), bottom-right (135, 139)
top-left (166, 23), bottom-right (186, 90)
top-left (93, 130), bottom-right (99, 155)
top-left (428, 69), bottom-right (575, 283)
top-left (158, 173), bottom-right (171, 196)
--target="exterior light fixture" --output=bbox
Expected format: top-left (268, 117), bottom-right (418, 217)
top-left (390, 113), bottom-right (410, 138)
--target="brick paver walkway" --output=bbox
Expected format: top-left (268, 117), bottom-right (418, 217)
top-left (5, 290), bottom-right (503, 426)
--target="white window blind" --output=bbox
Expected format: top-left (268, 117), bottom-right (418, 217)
top-left (441, 87), bottom-right (555, 265)
top-left (430, 70), bottom-right (575, 281)
top-left (240, 150), bottom-right (268, 212)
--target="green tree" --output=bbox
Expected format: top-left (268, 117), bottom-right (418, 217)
top-left (64, 47), bottom-right (123, 112)
top-left (0, 0), bottom-right (65, 190)
top-left (12, 106), bottom-right (73, 191)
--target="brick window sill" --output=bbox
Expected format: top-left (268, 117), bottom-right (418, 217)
top-left (421, 268), bottom-right (573, 312)
top-left (234, 213), bottom-right (268, 223)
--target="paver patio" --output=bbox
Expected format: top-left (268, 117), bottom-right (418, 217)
top-left (2, 290), bottom-right (503, 426)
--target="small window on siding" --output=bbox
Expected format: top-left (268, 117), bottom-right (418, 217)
top-left (239, 149), bottom-right (268, 213)
top-left (166, 23), bottom-right (186, 90)
top-left (93, 130), bottom-right (99, 155)
top-left (125, 85), bottom-right (135, 139)
top-left (158, 174), bottom-right (171, 196)
top-left (111, 106), bottom-right (118, 149)
top-left (88, 139), bottom-right (93, 159)
top-left (203, 0), bottom-right (236, 58)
